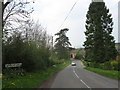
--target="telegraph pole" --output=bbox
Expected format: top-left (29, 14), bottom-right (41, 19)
top-left (118, 1), bottom-right (120, 43)
top-left (0, 1), bottom-right (2, 89)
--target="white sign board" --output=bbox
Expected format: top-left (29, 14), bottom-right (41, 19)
top-left (5, 63), bottom-right (22, 68)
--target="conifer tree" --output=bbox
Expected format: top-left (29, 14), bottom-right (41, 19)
top-left (84, 2), bottom-right (117, 63)
top-left (54, 28), bottom-right (71, 59)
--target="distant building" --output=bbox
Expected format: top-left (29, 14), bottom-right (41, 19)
top-left (115, 43), bottom-right (120, 55)
top-left (70, 48), bottom-right (85, 59)
top-left (70, 49), bottom-right (79, 59)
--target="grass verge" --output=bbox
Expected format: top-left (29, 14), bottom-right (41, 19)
top-left (2, 61), bottom-right (71, 88)
top-left (85, 67), bottom-right (120, 80)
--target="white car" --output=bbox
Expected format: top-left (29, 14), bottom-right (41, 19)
top-left (71, 62), bottom-right (76, 66)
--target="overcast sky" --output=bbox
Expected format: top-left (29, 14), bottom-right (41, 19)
top-left (30, 0), bottom-right (119, 48)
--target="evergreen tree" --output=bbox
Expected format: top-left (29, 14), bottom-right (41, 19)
top-left (84, 2), bottom-right (117, 63)
top-left (54, 28), bottom-right (71, 59)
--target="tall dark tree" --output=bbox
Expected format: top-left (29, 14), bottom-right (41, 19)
top-left (54, 28), bottom-right (71, 60)
top-left (84, 2), bottom-right (117, 63)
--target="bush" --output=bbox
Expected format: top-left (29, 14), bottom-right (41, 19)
top-left (3, 68), bottom-right (26, 78)
top-left (89, 62), bottom-right (100, 68)
top-left (85, 60), bottom-right (120, 71)
top-left (103, 62), bottom-right (112, 70)
top-left (50, 57), bottom-right (65, 65)
top-left (75, 52), bottom-right (83, 60)
top-left (3, 21), bottom-right (53, 73)
top-left (3, 35), bottom-right (52, 72)
top-left (110, 60), bottom-right (120, 70)
top-left (82, 61), bottom-right (89, 66)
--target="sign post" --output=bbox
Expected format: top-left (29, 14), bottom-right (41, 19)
top-left (5, 63), bottom-right (22, 68)
top-left (5, 63), bottom-right (25, 76)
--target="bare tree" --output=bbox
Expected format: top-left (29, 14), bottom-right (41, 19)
top-left (2, 0), bottom-right (34, 39)
top-left (21, 20), bottom-right (53, 49)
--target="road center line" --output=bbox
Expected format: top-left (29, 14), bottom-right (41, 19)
top-left (73, 70), bottom-right (79, 78)
top-left (73, 67), bottom-right (91, 89)
top-left (73, 67), bottom-right (79, 78)
top-left (80, 80), bottom-right (90, 88)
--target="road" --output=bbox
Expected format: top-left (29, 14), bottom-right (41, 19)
top-left (40, 59), bottom-right (119, 89)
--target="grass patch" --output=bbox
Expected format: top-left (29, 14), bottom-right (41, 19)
top-left (2, 61), bottom-right (71, 88)
top-left (85, 67), bottom-right (120, 80)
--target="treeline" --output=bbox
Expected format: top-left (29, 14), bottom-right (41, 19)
top-left (2, 1), bottom-right (71, 73)
top-left (3, 20), bottom-right (54, 72)
top-left (2, 20), bottom-right (72, 72)
top-left (75, 52), bottom-right (84, 60)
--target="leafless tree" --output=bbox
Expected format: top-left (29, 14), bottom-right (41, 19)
top-left (2, 0), bottom-right (34, 39)
top-left (21, 20), bottom-right (53, 49)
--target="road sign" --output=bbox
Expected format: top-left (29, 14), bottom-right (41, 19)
top-left (5, 63), bottom-right (22, 68)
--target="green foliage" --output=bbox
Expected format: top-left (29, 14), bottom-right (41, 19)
top-left (84, 2), bottom-right (117, 63)
top-left (85, 67), bottom-right (120, 79)
top-left (82, 61), bottom-right (88, 66)
top-left (3, 69), bottom-right (26, 78)
top-left (54, 28), bottom-right (71, 60)
top-left (84, 60), bottom-right (120, 71)
top-left (88, 62), bottom-right (99, 68)
top-left (100, 62), bottom-right (111, 70)
top-left (3, 38), bottom-right (51, 72)
top-left (49, 53), bottom-right (66, 65)
top-left (110, 60), bottom-right (120, 70)
top-left (50, 58), bottom-right (65, 65)
top-left (75, 52), bottom-right (83, 60)
top-left (3, 20), bottom-right (70, 74)
top-left (3, 61), bottom-right (71, 88)
top-left (2, 22), bottom-right (52, 72)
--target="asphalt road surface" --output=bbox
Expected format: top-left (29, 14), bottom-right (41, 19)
top-left (40, 59), bottom-right (119, 89)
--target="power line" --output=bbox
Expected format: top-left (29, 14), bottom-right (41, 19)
top-left (58, 0), bottom-right (79, 30)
